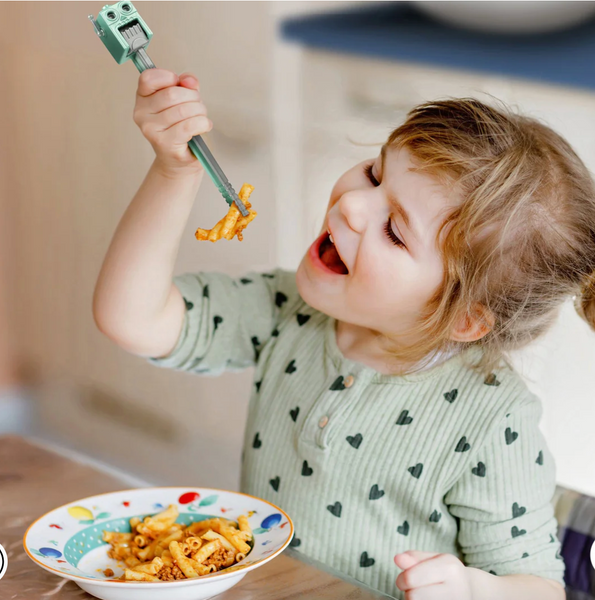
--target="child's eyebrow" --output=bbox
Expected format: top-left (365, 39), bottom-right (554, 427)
top-left (380, 145), bottom-right (423, 247)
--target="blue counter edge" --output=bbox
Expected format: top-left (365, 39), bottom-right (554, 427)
top-left (280, 2), bottom-right (595, 92)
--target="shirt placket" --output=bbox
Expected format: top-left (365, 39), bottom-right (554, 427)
top-left (298, 369), bottom-right (368, 450)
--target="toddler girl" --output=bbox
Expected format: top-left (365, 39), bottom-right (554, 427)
top-left (94, 68), bottom-right (594, 599)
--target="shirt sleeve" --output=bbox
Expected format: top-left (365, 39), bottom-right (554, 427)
top-left (443, 397), bottom-right (566, 587)
top-left (146, 269), bottom-right (298, 376)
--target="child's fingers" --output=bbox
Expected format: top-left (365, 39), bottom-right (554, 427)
top-left (178, 72), bottom-right (200, 90)
top-left (156, 101), bottom-right (209, 133)
top-left (395, 551), bottom-right (439, 568)
top-left (158, 115), bottom-right (213, 151)
top-left (394, 553), bottom-right (418, 570)
top-left (136, 68), bottom-right (179, 98)
top-left (394, 551), bottom-right (440, 574)
top-left (134, 71), bottom-right (202, 128)
top-left (138, 106), bottom-right (211, 159)
top-left (134, 87), bottom-right (202, 127)
top-left (133, 68), bottom-right (209, 171)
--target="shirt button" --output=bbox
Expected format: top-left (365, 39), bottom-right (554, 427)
top-left (344, 375), bottom-right (355, 388)
top-left (318, 416), bottom-right (329, 428)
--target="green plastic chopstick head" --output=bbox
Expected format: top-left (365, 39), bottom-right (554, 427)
top-left (88, 2), bottom-right (153, 67)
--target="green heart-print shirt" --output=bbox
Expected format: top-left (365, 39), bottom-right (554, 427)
top-left (148, 269), bottom-right (565, 598)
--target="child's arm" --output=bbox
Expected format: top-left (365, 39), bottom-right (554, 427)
top-left (441, 399), bottom-right (565, 590)
top-left (93, 68), bottom-right (211, 358)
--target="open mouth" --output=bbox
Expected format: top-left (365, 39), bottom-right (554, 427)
top-left (319, 231), bottom-right (349, 275)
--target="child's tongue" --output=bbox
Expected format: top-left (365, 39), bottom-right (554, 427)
top-left (319, 235), bottom-right (348, 274)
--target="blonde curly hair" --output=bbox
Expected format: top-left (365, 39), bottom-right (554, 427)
top-left (384, 97), bottom-right (595, 376)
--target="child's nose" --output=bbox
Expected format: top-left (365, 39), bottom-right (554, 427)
top-left (337, 191), bottom-right (370, 233)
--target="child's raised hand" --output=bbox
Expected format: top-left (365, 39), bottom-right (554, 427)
top-left (394, 551), bottom-right (477, 599)
top-left (133, 68), bottom-right (212, 178)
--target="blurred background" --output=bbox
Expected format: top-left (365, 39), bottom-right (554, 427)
top-left (1, 0), bottom-right (595, 495)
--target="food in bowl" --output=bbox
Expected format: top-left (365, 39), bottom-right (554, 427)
top-left (103, 504), bottom-right (253, 581)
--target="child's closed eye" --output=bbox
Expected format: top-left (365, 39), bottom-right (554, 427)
top-left (384, 218), bottom-right (406, 249)
top-left (364, 163), bottom-right (406, 249)
top-left (364, 163), bottom-right (380, 187)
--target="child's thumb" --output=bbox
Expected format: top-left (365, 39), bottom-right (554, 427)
top-left (179, 73), bottom-right (199, 89)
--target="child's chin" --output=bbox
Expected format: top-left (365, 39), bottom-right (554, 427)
top-left (296, 267), bottom-right (341, 317)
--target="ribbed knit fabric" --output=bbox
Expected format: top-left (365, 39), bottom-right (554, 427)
top-left (148, 269), bottom-right (565, 598)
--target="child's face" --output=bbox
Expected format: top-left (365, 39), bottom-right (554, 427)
top-left (296, 145), bottom-right (459, 341)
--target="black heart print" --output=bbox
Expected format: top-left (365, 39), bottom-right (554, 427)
top-left (255, 380), bottom-right (262, 392)
top-left (511, 526), bottom-right (526, 538)
top-left (522, 553), bottom-right (529, 559)
top-left (443, 389), bottom-right (458, 403)
top-left (275, 292), bottom-right (288, 308)
top-left (297, 314), bottom-right (311, 326)
top-left (397, 521), bottom-right (409, 536)
top-left (550, 534), bottom-right (556, 543)
top-left (252, 433), bottom-right (262, 449)
top-left (183, 297), bottom-right (194, 310)
top-left (269, 476), bottom-right (280, 492)
top-left (484, 373), bottom-right (501, 386)
top-left (330, 376), bottom-right (346, 391)
top-left (455, 436), bottom-right (471, 452)
top-left (240, 278), bottom-right (253, 284)
top-left (290, 407), bottom-right (300, 422)
top-left (536, 450), bottom-right (544, 465)
top-left (285, 360), bottom-right (297, 374)
top-left (271, 328), bottom-right (280, 337)
top-left (472, 462), bottom-right (486, 477)
top-left (301, 461), bottom-right (313, 476)
top-left (408, 463), bottom-right (423, 479)
top-left (346, 433), bottom-right (363, 449)
top-left (505, 427), bottom-right (518, 445)
top-left (327, 502), bottom-right (342, 517)
top-left (512, 503), bottom-right (526, 518)
top-left (369, 484), bottom-right (385, 500)
top-left (289, 537), bottom-right (301, 547)
top-left (360, 552), bottom-right (375, 567)
top-left (489, 570), bottom-right (497, 575)
top-left (203, 285), bottom-right (209, 298)
top-left (396, 410), bottom-right (413, 425)
top-left (262, 273), bottom-right (276, 279)
top-left (213, 315), bottom-right (223, 331)
top-left (251, 336), bottom-right (260, 349)
top-left (429, 510), bottom-right (442, 523)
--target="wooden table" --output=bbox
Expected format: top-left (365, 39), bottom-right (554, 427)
top-left (0, 435), bottom-right (390, 599)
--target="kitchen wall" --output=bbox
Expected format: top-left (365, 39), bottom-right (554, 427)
top-left (0, 47), bottom-right (17, 389)
top-left (0, 1), bottom-right (280, 489)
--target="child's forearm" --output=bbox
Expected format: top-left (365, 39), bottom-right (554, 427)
top-left (93, 158), bottom-right (203, 355)
top-left (468, 567), bottom-right (565, 600)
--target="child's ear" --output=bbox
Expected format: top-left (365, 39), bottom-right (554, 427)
top-left (450, 303), bottom-right (494, 342)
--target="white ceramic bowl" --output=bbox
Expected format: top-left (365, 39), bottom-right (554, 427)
top-left (24, 487), bottom-right (294, 600)
top-left (413, 1), bottom-right (595, 35)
